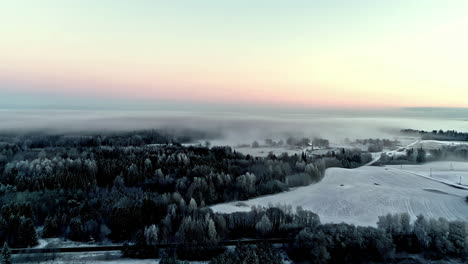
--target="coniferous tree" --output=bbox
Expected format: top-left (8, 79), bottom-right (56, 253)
top-left (1, 243), bottom-right (11, 264)
top-left (17, 217), bottom-right (38, 248)
top-left (42, 216), bottom-right (59, 238)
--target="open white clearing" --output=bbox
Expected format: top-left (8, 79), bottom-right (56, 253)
top-left (211, 166), bottom-right (468, 227)
top-left (386, 161), bottom-right (468, 186)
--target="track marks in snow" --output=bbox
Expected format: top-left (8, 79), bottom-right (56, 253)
top-left (211, 166), bottom-right (468, 226)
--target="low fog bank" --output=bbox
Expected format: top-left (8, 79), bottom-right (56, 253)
top-left (0, 109), bottom-right (466, 146)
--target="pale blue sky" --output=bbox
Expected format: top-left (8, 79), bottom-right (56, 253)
top-left (1, 0), bottom-right (468, 109)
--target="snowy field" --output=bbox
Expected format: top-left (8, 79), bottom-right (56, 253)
top-left (386, 161), bottom-right (468, 186)
top-left (211, 166), bottom-right (468, 227)
top-left (410, 140), bottom-right (468, 150)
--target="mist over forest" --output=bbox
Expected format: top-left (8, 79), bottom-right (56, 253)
top-left (1, 103), bottom-right (468, 264)
top-left (1, 108), bottom-right (467, 147)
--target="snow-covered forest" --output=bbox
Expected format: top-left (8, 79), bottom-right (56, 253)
top-left (0, 130), bottom-right (466, 263)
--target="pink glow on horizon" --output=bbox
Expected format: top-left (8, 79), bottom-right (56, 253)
top-left (2, 65), bottom-right (467, 110)
top-left (0, 69), bottom-right (391, 109)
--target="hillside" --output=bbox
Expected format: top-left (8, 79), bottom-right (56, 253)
top-left (387, 161), bottom-right (468, 186)
top-left (211, 165), bottom-right (468, 226)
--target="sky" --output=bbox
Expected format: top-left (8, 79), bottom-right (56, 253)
top-left (1, 0), bottom-right (468, 110)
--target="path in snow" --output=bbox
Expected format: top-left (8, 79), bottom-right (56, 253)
top-left (365, 139), bottom-right (421, 166)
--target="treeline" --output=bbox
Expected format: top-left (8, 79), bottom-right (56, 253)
top-left (289, 212), bottom-right (466, 263)
top-left (354, 138), bottom-right (400, 152)
top-left (377, 213), bottom-right (467, 260)
top-left (1, 202), bottom-right (467, 263)
top-left (252, 137), bottom-right (330, 148)
top-left (379, 145), bottom-right (468, 165)
top-left (0, 129), bottom-right (214, 149)
top-left (125, 208), bottom-right (467, 263)
top-left (401, 129), bottom-right (468, 142)
top-left (318, 148), bottom-right (372, 169)
top-left (123, 205), bottom-right (322, 260)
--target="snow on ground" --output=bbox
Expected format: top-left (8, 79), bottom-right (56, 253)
top-left (34, 238), bottom-right (118, 249)
top-left (411, 140), bottom-right (468, 150)
top-left (211, 166), bottom-right (468, 227)
top-left (386, 161), bottom-right (468, 186)
top-left (34, 239), bottom-right (50, 249)
top-left (12, 251), bottom-right (209, 264)
top-left (366, 139), bottom-right (420, 165)
top-left (234, 146), bottom-right (304, 157)
top-left (234, 139), bottom-right (466, 159)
